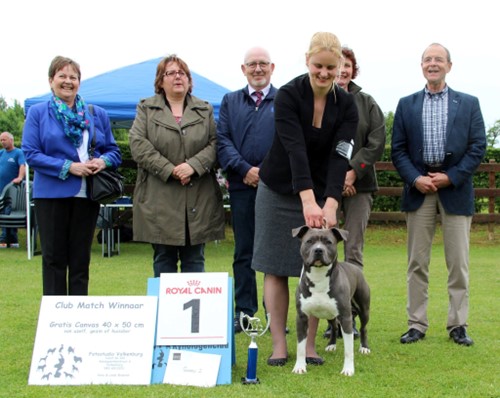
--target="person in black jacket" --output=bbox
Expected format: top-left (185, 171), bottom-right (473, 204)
top-left (251, 32), bottom-right (358, 366)
top-left (323, 46), bottom-right (386, 340)
top-left (217, 47), bottom-right (277, 333)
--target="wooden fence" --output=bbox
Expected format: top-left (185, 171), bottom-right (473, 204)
top-left (119, 159), bottom-right (499, 230)
top-left (372, 161), bottom-right (500, 226)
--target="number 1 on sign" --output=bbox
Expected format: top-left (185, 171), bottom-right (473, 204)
top-left (156, 272), bottom-right (229, 345)
top-left (184, 299), bottom-right (200, 333)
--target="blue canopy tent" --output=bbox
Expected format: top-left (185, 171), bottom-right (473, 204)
top-left (24, 57), bottom-right (230, 128)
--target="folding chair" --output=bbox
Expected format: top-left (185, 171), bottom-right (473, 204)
top-left (0, 179), bottom-right (37, 259)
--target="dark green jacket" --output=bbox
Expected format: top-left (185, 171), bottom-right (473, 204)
top-left (347, 81), bottom-right (386, 193)
top-left (129, 94), bottom-right (225, 245)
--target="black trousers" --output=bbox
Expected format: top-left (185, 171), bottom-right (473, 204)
top-left (35, 197), bottom-right (100, 295)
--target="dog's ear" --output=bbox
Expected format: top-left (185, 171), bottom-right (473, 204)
top-left (332, 227), bottom-right (349, 242)
top-left (292, 225), bottom-right (309, 239)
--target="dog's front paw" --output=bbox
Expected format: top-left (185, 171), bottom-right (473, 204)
top-left (325, 343), bottom-right (337, 352)
top-left (340, 365), bottom-right (355, 376)
top-left (340, 357), bottom-right (355, 376)
top-left (292, 361), bottom-right (307, 374)
top-left (359, 346), bottom-right (370, 355)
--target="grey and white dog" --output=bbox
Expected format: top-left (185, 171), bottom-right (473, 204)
top-left (292, 226), bottom-right (371, 376)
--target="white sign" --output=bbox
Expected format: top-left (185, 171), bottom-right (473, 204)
top-left (163, 350), bottom-right (221, 388)
top-left (156, 272), bottom-right (229, 346)
top-left (29, 296), bottom-right (158, 385)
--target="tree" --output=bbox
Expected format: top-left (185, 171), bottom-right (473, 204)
top-left (486, 120), bottom-right (500, 148)
top-left (0, 97), bottom-right (25, 140)
top-left (384, 111), bottom-right (394, 145)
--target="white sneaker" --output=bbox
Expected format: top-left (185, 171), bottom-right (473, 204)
top-left (10, 243), bottom-right (20, 249)
top-left (0, 243), bottom-right (7, 249)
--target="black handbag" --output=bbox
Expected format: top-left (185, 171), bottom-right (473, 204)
top-left (87, 105), bottom-right (124, 204)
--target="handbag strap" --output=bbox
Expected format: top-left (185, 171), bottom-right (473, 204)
top-left (88, 104), bottom-right (96, 160)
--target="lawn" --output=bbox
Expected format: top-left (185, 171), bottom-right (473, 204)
top-left (1, 224), bottom-right (499, 398)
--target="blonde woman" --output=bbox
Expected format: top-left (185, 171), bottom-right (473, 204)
top-left (251, 32), bottom-right (358, 366)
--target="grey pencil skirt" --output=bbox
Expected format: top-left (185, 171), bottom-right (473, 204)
top-left (251, 182), bottom-right (306, 277)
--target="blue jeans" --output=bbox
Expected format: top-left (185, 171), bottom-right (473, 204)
top-left (0, 204), bottom-right (18, 244)
top-left (230, 189), bottom-right (258, 317)
top-left (152, 243), bottom-right (205, 276)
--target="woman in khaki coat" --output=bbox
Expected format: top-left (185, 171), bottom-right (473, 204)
top-left (129, 55), bottom-right (225, 276)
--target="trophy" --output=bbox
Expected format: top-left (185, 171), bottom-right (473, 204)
top-left (240, 312), bottom-right (270, 384)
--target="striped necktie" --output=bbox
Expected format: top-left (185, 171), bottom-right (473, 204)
top-left (254, 91), bottom-right (263, 107)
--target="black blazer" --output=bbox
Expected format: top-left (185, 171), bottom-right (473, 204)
top-left (260, 74), bottom-right (358, 202)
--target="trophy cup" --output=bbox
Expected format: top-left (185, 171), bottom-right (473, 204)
top-left (240, 312), bottom-right (270, 384)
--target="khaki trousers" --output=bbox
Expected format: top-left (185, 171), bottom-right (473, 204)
top-left (405, 193), bottom-right (471, 333)
top-left (340, 192), bottom-right (373, 268)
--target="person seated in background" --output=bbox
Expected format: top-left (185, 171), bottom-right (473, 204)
top-left (0, 131), bottom-right (26, 249)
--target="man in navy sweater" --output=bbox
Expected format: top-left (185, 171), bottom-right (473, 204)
top-left (217, 47), bottom-right (277, 332)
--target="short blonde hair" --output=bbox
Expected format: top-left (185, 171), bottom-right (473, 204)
top-left (306, 32), bottom-right (342, 59)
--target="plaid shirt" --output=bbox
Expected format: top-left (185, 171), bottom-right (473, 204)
top-left (422, 86), bottom-right (448, 166)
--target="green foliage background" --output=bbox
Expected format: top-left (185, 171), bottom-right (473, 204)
top-left (2, 98), bottom-right (499, 213)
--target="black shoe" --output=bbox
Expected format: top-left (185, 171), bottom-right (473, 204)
top-left (234, 317), bottom-right (248, 334)
top-left (323, 324), bottom-right (333, 339)
top-left (322, 323), bottom-right (341, 338)
top-left (306, 356), bottom-right (324, 365)
top-left (400, 328), bottom-right (426, 344)
top-left (324, 317), bottom-right (359, 339)
top-left (352, 318), bottom-right (360, 340)
top-left (267, 356), bottom-right (288, 366)
top-left (449, 326), bottom-right (474, 346)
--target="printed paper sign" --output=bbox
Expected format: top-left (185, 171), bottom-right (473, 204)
top-left (156, 272), bottom-right (228, 346)
top-left (163, 350), bottom-right (221, 387)
top-left (29, 296), bottom-right (158, 385)
top-left (148, 276), bottom-right (234, 385)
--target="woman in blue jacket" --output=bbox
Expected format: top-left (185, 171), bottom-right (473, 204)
top-left (22, 56), bottom-right (121, 295)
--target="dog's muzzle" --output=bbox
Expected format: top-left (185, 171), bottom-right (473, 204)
top-left (311, 247), bottom-right (329, 266)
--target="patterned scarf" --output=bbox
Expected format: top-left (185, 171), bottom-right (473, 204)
top-left (50, 94), bottom-right (89, 147)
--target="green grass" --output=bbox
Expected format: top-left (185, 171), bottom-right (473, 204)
top-left (1, 225), bottom-right (499, 398)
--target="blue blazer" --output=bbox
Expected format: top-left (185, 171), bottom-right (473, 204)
top-left (22, 101), bottom-right (121, 199)
top-left (391, 87), bottom-right (486, 216)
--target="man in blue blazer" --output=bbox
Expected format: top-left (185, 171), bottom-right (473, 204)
top-left (391, 43), bottom-right (486, 346)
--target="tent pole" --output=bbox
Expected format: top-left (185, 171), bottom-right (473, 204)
top-left (26, 163), bottom-right (32, 260)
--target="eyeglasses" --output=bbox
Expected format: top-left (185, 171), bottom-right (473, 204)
top-left (245, 61), bottom-right (271, 70)
top-left (164, 70), bottom-right (187, 78)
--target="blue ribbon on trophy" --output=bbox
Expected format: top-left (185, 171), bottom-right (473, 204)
top-left (240, 312), bottom-right (270, 384)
